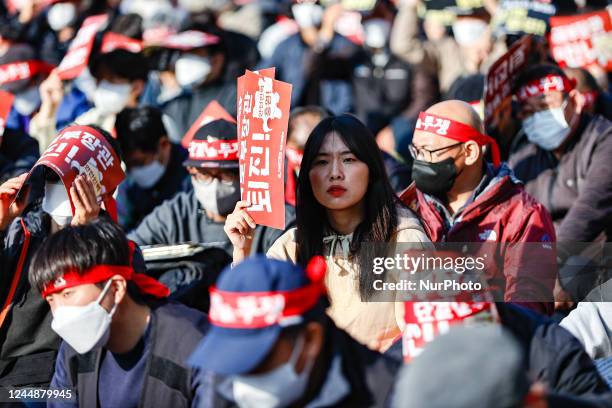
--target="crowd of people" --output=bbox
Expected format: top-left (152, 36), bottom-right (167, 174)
top-left (0, 0), bottom-right (610, 406)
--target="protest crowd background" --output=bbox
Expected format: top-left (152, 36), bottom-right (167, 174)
top-left (0, 0), bottom-right (611, 406)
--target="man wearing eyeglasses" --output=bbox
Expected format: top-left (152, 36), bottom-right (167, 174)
top-left (508, 65), bottom-right (612, 264)
top-left (400, 100), bottom-right (557, 315)
top-left (128, 119), bottom-right (295, 258)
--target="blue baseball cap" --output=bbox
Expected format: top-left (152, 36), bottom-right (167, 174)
top-left (188, 255), bottom-right (327, 376)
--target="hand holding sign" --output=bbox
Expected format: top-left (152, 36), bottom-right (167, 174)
top-left (70, 174), bottom-right (101, 226)
top-left (0, 173), bottom-right (30, 231)
top-left (224, 200), bottom-right (257, 263)
top-left (237, 69), bottom-right (291, 231)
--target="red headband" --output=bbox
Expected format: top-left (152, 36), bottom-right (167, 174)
top-left (41, 242), bottom-right (169, 299)
top-left (415, 112), bottom-right (501, 167)
top-left (101, 32), bottom-right (144, 54)
top-left (209, 256), bottom-right (327, 329)
top-left (188, 139), bottom-right (239, 161)
top-left (0, 61), bottom-right (53, 86)
top-left (516, 75), bottom-right (576, 103)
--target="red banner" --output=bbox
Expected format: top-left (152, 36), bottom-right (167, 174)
top-left (181, 100), bottom-right (236, 148)
top-left (0, 89), bottom-right (15, 137)
top-left (237, 69), bottom-right (292, 230)
top-left (549, 9), bottom-right (612, 71)
top-left (56, 14), bottom-right (108, 81)
top-left (484, 35), bottom-right (533, 129)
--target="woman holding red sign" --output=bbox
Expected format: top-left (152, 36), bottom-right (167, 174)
top-left (225, 114), bottom-right (432, 351)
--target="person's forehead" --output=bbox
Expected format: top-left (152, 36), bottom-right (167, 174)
top-left (318, 132), bottom-right (349, 153)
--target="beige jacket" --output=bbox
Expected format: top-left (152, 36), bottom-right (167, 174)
top-left (267, 205), bottom-right (432, 351)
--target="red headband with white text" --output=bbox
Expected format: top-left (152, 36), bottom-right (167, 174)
top-left (208, 256), bottom-right (327, 329)
top-left (415, 112), bottom-right (501, 167)
top-left (516, 74), bottom-right (576, 103)
top-left (41, 242), bottom-right (169, 298)
top-left (0, 60), bottom-right (53, 87)
top-left (188, 139), bottom-right (239, 161)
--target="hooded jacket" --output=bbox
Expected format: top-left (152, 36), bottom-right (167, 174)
top-left (400, 163), bottom-right (557, 315)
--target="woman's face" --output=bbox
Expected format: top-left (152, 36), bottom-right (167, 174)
top-left (308, 132), bottom-right (369, 211)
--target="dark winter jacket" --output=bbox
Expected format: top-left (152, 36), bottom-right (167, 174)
top-left (509, 114), bottom-right (612, 245)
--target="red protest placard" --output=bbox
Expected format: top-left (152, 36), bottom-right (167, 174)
top-left (181, 100), bottom-right (236, 148)
top-left (57, 14), bottom-right (108, 81)
top-left (549, 9), bottom-right (612, 71)
top-left (0, 90), bottom-right (15, 137)
top-left (484, 35), bottom-right (533, 130)
top-left (237, 70), bottom-right (292, 230)
top-left (402, 302), bottom-right (495, 362)
top-left (15, 125), bottom-right (125, 212)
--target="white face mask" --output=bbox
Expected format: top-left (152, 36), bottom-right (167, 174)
top-left (42, 182), bottom-right (73, 227)
top-left (452, 18), bottom-right (489, 47)
top-left (192, 177), bottom-right (240, 216)
top-left (129, 159), bottom-right (166, 189)
top-left (175, 55), bottom-right (212, 88)
top-left (291, 3), bottom-right (324, 29)
top-left (232, 334), bottom-right (313, 408)
top-left (14, 86), bottom-right (41, 116)
top-left (51, 279), bottom-right (118, 354)
top-left (93, 80), bottom-right (132, 115)
top-left (47, 2), bottom-right (77, 31)
top-left (522, 101), bottom-right (574, 151)
top-left (363, 19), bottom-right (391, 49)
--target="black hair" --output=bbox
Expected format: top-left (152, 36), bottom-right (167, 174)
top-left (29, 219), bottom-right (146, 303)
top-left (115, 107), bottom-right (167, 155)
top-left (445, 74), bottom-right (485, 103)
top-left (296, 114), bottom-right (399, 299)
top-left (512, 64), bottom-right (569, 96)
top-left (86, 12), bottom-right (149, 82)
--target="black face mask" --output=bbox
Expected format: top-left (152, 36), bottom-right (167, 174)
top-left (411, 158), bottom-right (458, 198)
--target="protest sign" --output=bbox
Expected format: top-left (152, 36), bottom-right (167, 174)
top-left (402, 302), bottom-right (496, 362)
top-left (237, 70), bottom-right (291, 230)
top-left (15, 125), bottom-right (125, 213)
top-left (484, 35), bottom-right (533, 130)
top-left (56, 14), bottom-right (108, 80)
top-left (182, 101), bottom-right (236, 148)
top-left (492, 0), bottom-right (555, 37)
top-left (549, 9), bottom-right (612, 71)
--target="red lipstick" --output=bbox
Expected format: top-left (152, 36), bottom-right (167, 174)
top-left (327, 185), bottom-right (347, 197)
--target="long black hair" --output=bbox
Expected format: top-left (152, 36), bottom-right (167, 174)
top-left (296, 114), bottom-right (399, 299)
